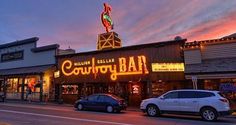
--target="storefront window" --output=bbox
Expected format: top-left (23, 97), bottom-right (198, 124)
top-left (152, 82), bottom-right (165, 96)
top-left (6, 78), bottom-right (21, 99)
top-left (25, 77), bottom-right (39, 92)
top-left (204, 80), bottom-right (219, 90)
top-left (7, 78), bottom-right (19, 93)
top-left (204, 79), bottom-right (236, 110)
top-left (219, 79), bottom-right (236, 110)
top-left (62, 85), bottom-right (78, 94)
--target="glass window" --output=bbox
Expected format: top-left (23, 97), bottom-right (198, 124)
top-left (98, 95), bottom-right (115, 103)
top-left (196, 92), bottom-right (215, 98)
top-left (7, 78), bottom-right (18, 93)
top-left (218, 92), bottom-right (226, 98)
top-left (163, 91), bottom-right (178, 99)
top-left (88, 95), bottom-right (98, 101)
top-left (62, 85), bottom-right (78, 94)
top-left (97, 95), bottom-right (106, 102)
top-left (178, 91), bottom-right (197, 98)
top-left (25, 77), bottom-right (39, 92)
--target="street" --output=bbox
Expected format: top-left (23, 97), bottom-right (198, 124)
top-left (0, 103), bottom-right (235, 125)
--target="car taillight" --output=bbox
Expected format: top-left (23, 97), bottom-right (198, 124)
top-left (219, 98), bottom-right (228, 103)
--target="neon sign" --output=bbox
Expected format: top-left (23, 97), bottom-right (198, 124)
top-left (151, 63), bottom-right (185, 72)
top-left (101, 3), bottom-right (114, 33)
top-left (132, 85), bottom-right (140, 94)
top-left (61, 55), bottom-right (149, 81)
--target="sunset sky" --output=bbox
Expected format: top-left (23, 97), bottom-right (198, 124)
top-left (0, 0), bottom-right (236, 52)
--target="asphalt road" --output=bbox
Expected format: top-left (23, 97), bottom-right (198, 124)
top-left (0, 102), bottom-right (235, 125)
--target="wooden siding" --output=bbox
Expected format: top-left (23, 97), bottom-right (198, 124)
top-left (56, 42), bottom-right (185, 83)
top-left (201, 42), bottom-right (236, 59)
top-left (184, 49), bottom-right (201, 64)
top-left (185, 58), bottom-right (236, 74)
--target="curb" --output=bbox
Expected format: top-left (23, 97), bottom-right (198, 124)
top-left (3, 100), bottom-right (73, 107)
top-left (3, 100), bottom-right (141, 112)
top-left (2, 101), bottom-right (236, 115)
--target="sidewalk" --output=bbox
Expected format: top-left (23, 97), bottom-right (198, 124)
top-left (0, 122), bottom-right (10, 125)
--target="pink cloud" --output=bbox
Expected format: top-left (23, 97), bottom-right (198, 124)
top-left (176, 10), bottom-right (236, 41)
top-left (114, 0), bottom-right (224, 45)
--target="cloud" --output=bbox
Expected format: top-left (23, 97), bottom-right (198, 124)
top-left (175, 10), bottom-right (236, 41)
top-left (114, 0), bottom-right (236, 44)
top-left (1, 0), bottom-right (236, 52)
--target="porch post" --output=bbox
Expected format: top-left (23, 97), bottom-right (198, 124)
top-left (40, 74), bottom-right (44, 102)
top-left (21, 76), bottom-right (25, 100)
top-left (147, 80), bottom-right (152, 98)
top-left (3, 77), bottom-right (7, 100)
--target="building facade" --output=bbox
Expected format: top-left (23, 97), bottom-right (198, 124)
top-left (55, 39), bottom-right (188, 105)
top-left (184, 37), bottom-right (236, 109)
top-left (0, 37), bottom-right (59, 102)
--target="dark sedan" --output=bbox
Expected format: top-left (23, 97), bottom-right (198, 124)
top-left (74, 93), bottom-right (127, 113)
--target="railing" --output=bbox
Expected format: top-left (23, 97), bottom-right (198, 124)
top-left (6, 92), bottom-right (21, 99)
top-left (6, 92), bottom-right (40, 101)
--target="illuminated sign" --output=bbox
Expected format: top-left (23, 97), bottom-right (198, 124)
top-left (101, 3), bottom-right (114, 32)
top-left (54, 70), bottom-right (60, 78)
top-left (61, 55), bottom-right (149, 81)
top-left (132, 85), bottom-right (140, 94)
top-left (152, 63), bottom-right (184, 72)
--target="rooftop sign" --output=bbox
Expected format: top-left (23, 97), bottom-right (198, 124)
top-left (101, 3), bottom-right (114, 32)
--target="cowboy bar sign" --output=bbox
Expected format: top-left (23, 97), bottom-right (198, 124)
top-left (61, 55), bottom-right (149, 81)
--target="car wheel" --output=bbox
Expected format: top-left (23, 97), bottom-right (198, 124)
top-left (201, 108), bottom-right (218, 121)
top-left (77, 103), bottom-right (83, 111)
top-left (146, 104), bottom-right (160, 117)
top-left (106, 105), bottom-right (114, 113)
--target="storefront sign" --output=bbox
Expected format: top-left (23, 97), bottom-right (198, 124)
top-left (151, 63), bottom-right (184, 72)
top-left (1, 51), bottom-right (24, 62)
top-left (61, 55), bottom-right (149, 81)
top-left (220, 83), bottom-right (236, 92)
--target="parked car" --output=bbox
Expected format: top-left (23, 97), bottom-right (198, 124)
top-left (140, 89), bottom-right (232, 121)
top-left (74, 93), bottom-right (127, 113)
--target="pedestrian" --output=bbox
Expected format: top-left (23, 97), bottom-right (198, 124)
top-left (0, 92), bottom-right (5, 102)
top-left (26, 86), bottom-right (32, 102)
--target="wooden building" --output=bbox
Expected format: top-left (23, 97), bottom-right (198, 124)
top-left (184, 37), bottom-right (236, 109)
top-left (55, 39), bottom-right (188, 105)
top-left (0, 37), bottom-right (59, 102)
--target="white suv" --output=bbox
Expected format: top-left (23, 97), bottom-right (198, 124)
top-left (140, 89), bottom-right (232, 121)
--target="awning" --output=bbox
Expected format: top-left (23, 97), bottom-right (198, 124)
top-left (0, 65), bottom-right (54, 76)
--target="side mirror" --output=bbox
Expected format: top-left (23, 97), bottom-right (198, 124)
top-left (160, 97), bottom-right (165, 100)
